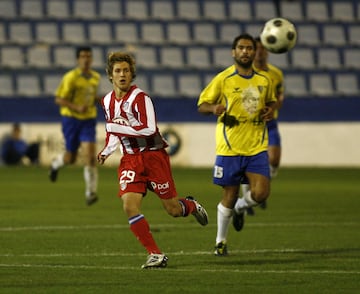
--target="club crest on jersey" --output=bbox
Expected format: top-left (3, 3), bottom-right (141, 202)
top-left (122, 102), bottom-right (130, 111)
top-left (113, 116), bottom-right (130, 126)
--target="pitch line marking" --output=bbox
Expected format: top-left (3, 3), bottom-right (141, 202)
top-left (0, 222), bottom-right (358, 232)
top-left (0, 263), bottom-right (359, 275)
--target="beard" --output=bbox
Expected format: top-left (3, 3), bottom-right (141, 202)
top-left (234, 57), bottom-right (253, 69)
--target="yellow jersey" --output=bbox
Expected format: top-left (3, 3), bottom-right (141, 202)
top-left (254, 63), bottom-right (284, 119)
top-left (198, 65), bottom-right (277, 156)
top-left (55, 68), bottom-right (100, 120)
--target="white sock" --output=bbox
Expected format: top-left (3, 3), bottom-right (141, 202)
top-left (51, 154), bottom-right (64, 169)
top-left (84, 166), bottom-right (98, 197)
top-left (234, 190), bottom-right (258, 214)
top-left (216, 203), bottom-right (233, 244)
top-left (270, 165), bottom-right (278, 178)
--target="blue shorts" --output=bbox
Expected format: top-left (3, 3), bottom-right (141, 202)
top-left (62, 117), bottom-right (96, 153)
top-left (213, 151), bottom-right (270, 186)
top-left (267, 119), bottom-right (281, 146)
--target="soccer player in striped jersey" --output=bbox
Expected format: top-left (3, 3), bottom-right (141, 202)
top-left (97, 52), bottom-right (208, 269)
top-left (49, 46), bottom-right (100, 206)
top-left (197, 34), bottom-right (277, 256)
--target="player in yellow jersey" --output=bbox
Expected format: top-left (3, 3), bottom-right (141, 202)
top-left (49, 46), bottom-right (101, 206)
top-left (244, 36), bottom-right (285, 215)
top-left (197, 34), bottom-right (277, 256)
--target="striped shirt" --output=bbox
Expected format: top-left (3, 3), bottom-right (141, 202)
top-left (99, 85), bottom-right (167, 155)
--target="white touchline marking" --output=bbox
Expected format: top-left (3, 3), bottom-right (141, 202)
top-left (0, 263), bottom-right (359, 275)
top-left (0, 222), bottom-right (358, 232)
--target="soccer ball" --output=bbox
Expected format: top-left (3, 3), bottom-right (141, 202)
top-left (260, 18), bottom-right (297, 54)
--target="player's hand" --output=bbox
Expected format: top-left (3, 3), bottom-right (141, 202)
top-left (97, 154), bottom-right (108, 165)
top-left (213, 104), bottom-right (226, 116)
top-left (261, 106), bottom-right (274, 121)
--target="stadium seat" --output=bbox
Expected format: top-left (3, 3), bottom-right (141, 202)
top-left (296, 24), bottom-right (321, 46)
top-left (125, 0), bottom-right (149, 19)
top-left (317, 48), bottom-right (342, 69)
top-left (27, 45), bottom-right (52, 68)
top-left (203, 1), bottom-right (226, 20)
top-left (284, 73), bottom-right (308, 97)
top-left (268, 53), bottom-right (290, 69)
top-left (99, 0), bottom-right (123, 19)
top-left (335, 73), bottom-right (359, 96)
top-left (213, 46), bottom-right (232, 68)
top-left (186, 46), bottom-right (211, 69)
top-left (309, 73), bottom-right (334, 96)
top-left (62, 22), bottom-right (87, 44)
top-left (73, 0), bottom-right (96, 19)
top-left (0, 23), bottom-right (6, 44)
top-left (19, 0), bottom-right (44, 18)
top-left (53, 46), bottom-right (76, 68)
top-left (151, 0), bottom-right (175, 20)
top-left (343, 48), bottom-right (360, 69)
top-left (0, 0), bottom-right (16, 19)
top-left (160, 46), bottom-right (185, 68)
top-left (140, 22), bottom-right (165, 44)
top-left (90, 46), bottom-right (105, 69)
top-left (134, 73), bottom-right (150, 93)
top-left (151, 74), bottom-right (177, 98)
top-left (0, 74), bottom-right (15, 97)
top-left (305, 1), bottom-right (330, 22)
top-left (35, 21), bottom-right (60, 44)
top-left (8, 22), bottom-right (33, 44)
top-left (167, 22), bottom-right (191, 44)
top-left (280, 1), bottom-right (304, 21)
top-left (135, 46), bottom-right (158, 68)
top-left (1, 46), bottom-right (25, 68)
top-left (244, 23), bottom-right (263, 39)
top-left (47, 0), bottom-right (71, 19)
top-left (177, 0), bottom-right (201, 20)
top-left (219, 23), bottom-right (242, 44)
top-left (322, 25), bottom-right (347, 46)
top-left (43, 73), bottom-right (62, 96)
top-left (331, 1), bottom-right (355, 22)
top-left (98, 75), bottom-right (112, 97)
top-left (254, 1), bottom-right (277, 20)
top-left (291, 48), bottom-right (315, 69)
top-left (228, 1), bottom-right (252, 21)
top-left (88, 22), bottom-right (113, 44)
top-left (348, 25), bottom-right (360, 46)
top-left (193, 22), bottom-right (218, 44)
top-left (114, 22), bottom-right (140, 44)
top-left (16, 74), bottom-right (42, 97)
top-left (178, 73), bottom-right (202, 98)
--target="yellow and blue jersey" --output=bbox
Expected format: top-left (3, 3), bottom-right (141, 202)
top-left (55, 68), bottom-right (100, 120)
top-left (254, 63), bottom-right (284, 119)
top-left (198, 65), bottom-right (277, 156)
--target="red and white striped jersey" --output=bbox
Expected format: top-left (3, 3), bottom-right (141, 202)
top-left (99, 85), bottom-right (168, 155)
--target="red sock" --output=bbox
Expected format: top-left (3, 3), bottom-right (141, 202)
top-left (179, 198), bottom-right (196, 216)
top-left (129, 214), bottom-right (161, 254)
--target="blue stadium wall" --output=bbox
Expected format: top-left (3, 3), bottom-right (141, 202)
top-left (0, 97), bottom-right (359, 123)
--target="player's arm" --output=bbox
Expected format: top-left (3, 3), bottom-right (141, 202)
top-left (198, 102), bottom-right (226, 116)
top-left (97, 133), bottom-right (119, 164)
top-left (106, 94), bottom-right (157, 137)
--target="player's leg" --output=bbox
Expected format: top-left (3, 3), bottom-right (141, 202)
top-left (49, 117), bottom-right (79, 182)
top-left (81, 141), bottom-right (98, 205)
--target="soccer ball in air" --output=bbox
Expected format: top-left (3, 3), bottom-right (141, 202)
top-left (260, 18), bottom-right (297, 54)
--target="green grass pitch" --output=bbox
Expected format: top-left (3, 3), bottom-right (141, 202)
top-left (0, 166), bottom-right (359, 293)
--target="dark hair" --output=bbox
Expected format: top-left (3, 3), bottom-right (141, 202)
top-left (232, 33), bottom-right (257, 50)
top-left (76, 46), bottom-right (92, 58)
top-left (106, 52), bottom-right (137, 83)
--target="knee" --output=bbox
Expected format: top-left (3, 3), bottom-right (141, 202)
top-left (251, 189), bottom-right (270, 203)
